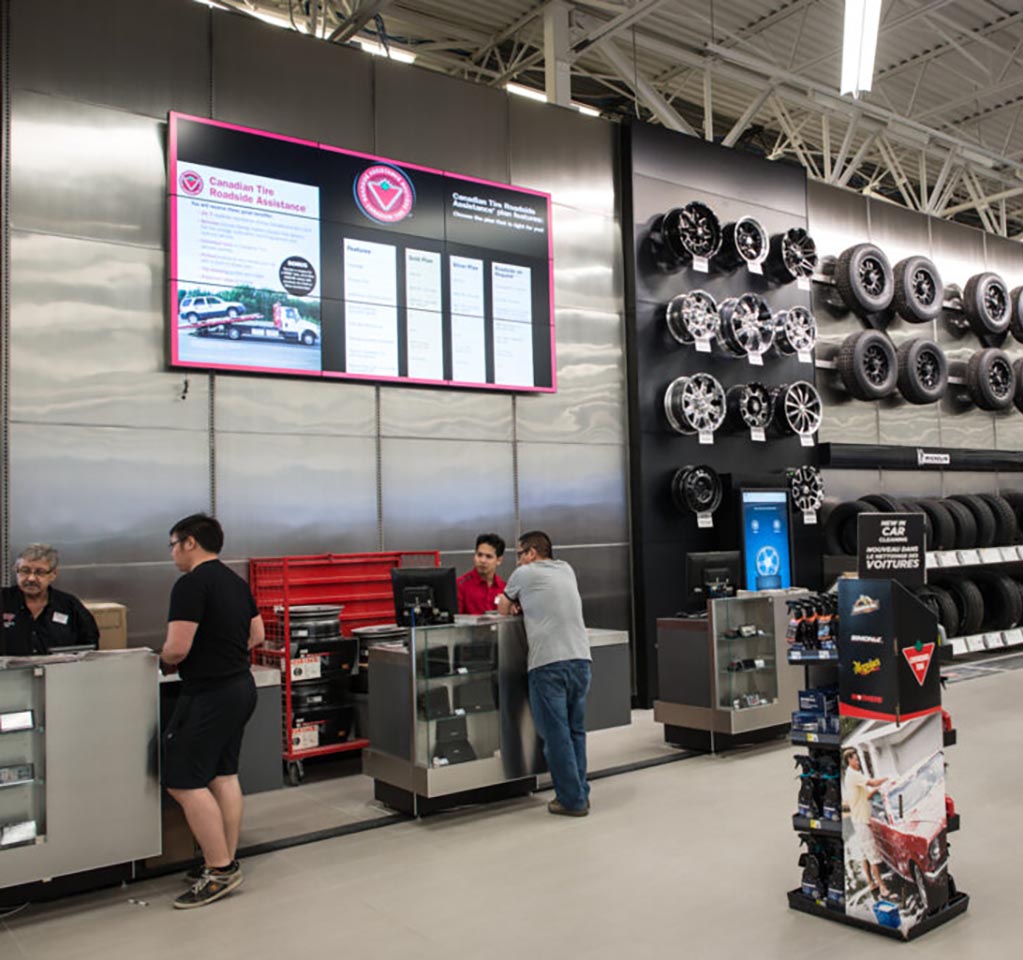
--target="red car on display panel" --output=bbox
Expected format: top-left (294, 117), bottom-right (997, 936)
top-left (868, 750), bottom-right (948, 910)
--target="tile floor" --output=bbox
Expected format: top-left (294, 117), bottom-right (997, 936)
top-left (0, 669), bottom-right (1010, 958)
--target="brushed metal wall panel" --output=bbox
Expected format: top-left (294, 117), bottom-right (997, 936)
top-left (821, 468), bottom-right (880, 503)
top-left (938, 397), bottom-right (996, 450)
top-left (808, 181), bottom-right (870, 261)
top-left (942, 472), bottom-right (998, 496)
top-left (517, 442), bottom-right (627, 545)
top-left (9, 0), bottom-right (210, 117)
top-left (216, 376), bottom-right (376, 437)
top-left (216, 433), bottom-right (379, 557)
top-left (983, 233), bottom-right (1023, 286)
top-left (994, 408), bottom-right (1023, 452)
top-left (381, 439), bottom-right (516, 551)
top-left (56, 562), bottom-right (182, 650)
top-left (509, 99), bottom-right (616, 217)
top-left (878, 469), bottom-right (943, 499)
top-left (8, 424), bottom-right (209, 566)
top-left (378, 388), bottom-right (512, 442)
top-left (516, 308), bottom-right (625, 444)
top-left (552, 205), bottom-right (623, 313)
top-left (877, 395), bottom-right (941, 447)
top-left (929, 216), bottom-right (986, 300)
top-left (374, 61), bottom-right (509, 181)
top-left (557, 544), bottom-right (631, 633)
top-left (9, 93), bottom-right (165, 247)
top-left (7, 232), bottom-right (210, 429)
top-left (212, 13), bottom-right (374, 151)
top-left (816, 380), bottom-right (879, 444)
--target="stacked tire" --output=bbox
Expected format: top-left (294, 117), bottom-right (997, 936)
top-left (918, 573), bottom-right (1023, 637)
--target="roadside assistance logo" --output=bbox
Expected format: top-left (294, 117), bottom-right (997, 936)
top-left (902, 642), bottom-right (936, 686)
top-left (853, 658), bottom-right (882, 676)
top-left (851, 595), bottom-right (880, 615)
top-left (355, 164), bottom-right (415, 224)
top-left (179, 170), bottom-right (204, 195)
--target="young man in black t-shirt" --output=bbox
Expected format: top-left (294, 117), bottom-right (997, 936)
top-left (161, 513), bottom-right (264, 909)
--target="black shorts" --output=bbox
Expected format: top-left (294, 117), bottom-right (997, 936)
top-left (162, 672), bottom-right (257, 790)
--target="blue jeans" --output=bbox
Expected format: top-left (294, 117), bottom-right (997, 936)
top-left (528, 659), bottom-right (591, 811)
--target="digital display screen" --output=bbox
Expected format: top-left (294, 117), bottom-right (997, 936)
top-left (167, 113), bottom-right (555, 391)
top-left (740, 490), bottom-right (793, 591)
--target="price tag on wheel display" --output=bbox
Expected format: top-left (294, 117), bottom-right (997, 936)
top-left (799, 434), bottom-right (815, 447)
top-left (750, 427), bottom-right (766, 443)
top-left (692, 256), bottom-right (710, 273)
top-left (748, 353), bottom-right (763, 367)
top-left (802, 511), bottom-right (817, 526)
top-left (796, 276), bottom-right (811, 291)
top-left (797, 350), bottom-right (813, 364)
top-left (747, 261), bottom-right (763, 276)
top-left (697, 512), bottom-right (714, 528)
top-left (699, 431), bottom-right (714, 445)
top-left (695, 338), bottom-right (712, 354)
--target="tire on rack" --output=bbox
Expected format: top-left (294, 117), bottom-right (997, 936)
top-left (962, 271), bottom-right (1011, 338)
top-left (973, 571), bottom-right (1023, 631)
top-left (892, 255), bottom-right (944, 324)
top-left (949, 493), bottom-right (998, 548)
top-left (836, 330), bottom-right (898, 401)
top-left (665, 290), bottom-right (720, 346)
top-left (898, 499), bottom-right (934, 550)
top-left (976, 493), bottom-right (1019, 546)
top-left (896, 337), bottom-right (948, 404)
top-left (962, 348), bottom-right (1016, 411)
top-left (764, 228), bottom-right (818, 284)
top-left (835, 243), bottom-right (894, 317)
top-left (670, 464), bottom-right (723, 516)
top-left (941, 498), bottom-right (978, 550)
top-left (860, 494), bottom-right (903, 512)
top-left (1009, 286), bottom-right (1023, 343)
top-left (1012, 358), bottom-right (1023, 414)
top-left (725, 382), bottom-right (774, 432)
top-left (822, 500), bottom-right (872, 555)
top-left (916, 498), bottom-right (956, 552)
top-left (715, 217), bottom-right (768, 271)
top-left (940, 577), bottom-right (985, 636)
top-left (770, 381), bottom-right (823, 439)
top-left (1000, 490), bottom-right (1023, 541)
top-left (915, 585), bottom-right (959, 638)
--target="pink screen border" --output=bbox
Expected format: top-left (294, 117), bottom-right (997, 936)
top-left (167, 112), bottom-right (556, 392)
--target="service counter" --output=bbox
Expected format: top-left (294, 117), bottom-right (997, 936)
top-left (0, 649), bottom-right (161, 890)
top-left (363, 617), bottom-right (630, 814)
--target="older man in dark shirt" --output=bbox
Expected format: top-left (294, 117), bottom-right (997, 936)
top-left (1, 544), bottom-right (98, 655)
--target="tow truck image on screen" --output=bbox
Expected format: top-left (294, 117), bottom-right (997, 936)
top-left (179, 302), bottom-right (319, 346)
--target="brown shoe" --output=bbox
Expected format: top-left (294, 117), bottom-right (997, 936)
top-left (548, 799), bottom-right (588, 817)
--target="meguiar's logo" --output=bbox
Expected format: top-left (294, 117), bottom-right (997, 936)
top-left (179, 170), bottom-right (204, 195)
top-left (852, 658), bottom-right (882, 676)
top-left (354, 164), bottom-right (415, 223)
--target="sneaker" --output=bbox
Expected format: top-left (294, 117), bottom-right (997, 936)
top-left (183, 859), bottom-right (238, 884)
top-left (173, 866), bottom-right (243, 909)
top-left (547, 799), bottom-right (588, 817)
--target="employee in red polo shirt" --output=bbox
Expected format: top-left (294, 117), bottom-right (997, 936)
top-left (457, 533), bottom-right (507, 614)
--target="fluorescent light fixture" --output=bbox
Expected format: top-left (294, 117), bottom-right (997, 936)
top-left (356, 39), bottom-right (416, 63)
top-left (573, 102), bottom-right (601, 117)
top-left (506, 83), bottom-right (548, 103)
top-left (841, 0), bottom-right (881, 97)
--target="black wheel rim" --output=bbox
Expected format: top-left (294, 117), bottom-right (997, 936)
top-left (679, 202), bottom-right (720, 258)
top-left (782, 230), bottom-right (818, 278)
top-left (916, 349), bottom-right (941, 387)
top-left (686, 469), bottom-right (718, 511)
top-left (911, 268), bottom-right (936, 305)
top-left (727, 295), bottom-right (773, 354)
top-left (681, 374), bottom-right (725, 432)
top-left (735, 219), bottom-right (765, 262)
top-left (985, 281), bottom-right (1008, 321)
top-left (781, 306), bottom-right (816, 353)
top-left (739, 384), bottom-right (771, 427)
top-left (859, 256), bottom-right (887, 297)
top-left (990, 358), bottom-right (1012, 398)
top-left (789, 467), bottom-right (823, 511)
top-left (864, 343), bottom-right (891, 385)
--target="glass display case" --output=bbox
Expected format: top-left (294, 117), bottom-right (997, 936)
top-left (416, 622), bottom-right (500, 769)
top-left (0, 665), bottom-right (46, 850)
top-left (713, 595), bottom-right (779, 712)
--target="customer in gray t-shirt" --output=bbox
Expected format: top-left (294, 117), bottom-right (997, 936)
top-left (499, 531), bottom-right (592, 816)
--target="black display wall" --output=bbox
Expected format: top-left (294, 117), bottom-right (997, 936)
top-left (622, 121), bottom-right (823, 705)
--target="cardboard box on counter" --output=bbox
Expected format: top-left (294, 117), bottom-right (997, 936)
top-left (84, 601), bottom-right (128, 650)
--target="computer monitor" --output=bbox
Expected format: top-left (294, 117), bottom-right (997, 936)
top-left (391, 566), bottom-right (458, 627)
top-left (684, 551), bottom-right (741, 603)
top-left (740, 488), bottom-right (793, 591)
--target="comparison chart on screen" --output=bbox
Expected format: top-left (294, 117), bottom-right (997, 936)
top-left (168, 113), bottom-right (555, 391)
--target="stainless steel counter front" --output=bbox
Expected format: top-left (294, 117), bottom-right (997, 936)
top-left (0, 649), bottom-right (161, 889)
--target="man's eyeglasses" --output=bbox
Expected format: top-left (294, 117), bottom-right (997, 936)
top-left (16, 567), bottom-right (53, 578)
top-left (168, 539), bottom-right (183, 550)
top-left (516, 548), bottom-right (530, 557)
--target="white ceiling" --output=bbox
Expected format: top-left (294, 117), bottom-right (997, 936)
top-left (213, 0), bottom-right (1023, 238)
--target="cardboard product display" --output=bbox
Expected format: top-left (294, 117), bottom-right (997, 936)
top-left (84, 601), bottom-right (128, 650)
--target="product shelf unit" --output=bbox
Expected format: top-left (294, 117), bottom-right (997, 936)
top-left (250, 551), bottom-right (439, 784)
top-left (0, 666), bottom-right (47, 850)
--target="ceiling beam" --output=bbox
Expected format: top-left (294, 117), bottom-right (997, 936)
top-left (599, 38), bottom-right (696, 135)
top-left (326, 0), bottom-right (396, 43)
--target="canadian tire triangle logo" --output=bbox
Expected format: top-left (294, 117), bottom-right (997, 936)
top-left (902, 643), bottom-right (936, 686)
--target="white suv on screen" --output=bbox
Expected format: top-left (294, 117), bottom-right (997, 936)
top-left (179, 295), bottom-right (247, 321)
